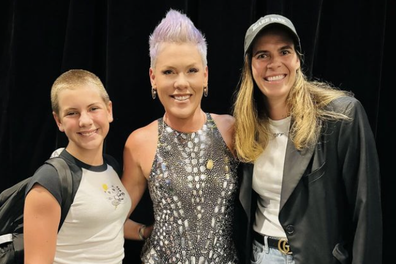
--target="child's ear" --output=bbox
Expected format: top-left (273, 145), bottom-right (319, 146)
top-left (53, 112), bottom-right (64, 132)
top-left (107, 101), bottom-right (113, 123)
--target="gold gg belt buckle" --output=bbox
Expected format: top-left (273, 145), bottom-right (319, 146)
top-left (278, 238), bottom-right (292, 255)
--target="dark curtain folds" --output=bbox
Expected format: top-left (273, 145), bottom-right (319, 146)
top-left (0, 0), bottom-right (393, 263)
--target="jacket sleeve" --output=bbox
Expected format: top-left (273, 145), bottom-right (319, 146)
top-left (336, 97), bottom-right (382, 264)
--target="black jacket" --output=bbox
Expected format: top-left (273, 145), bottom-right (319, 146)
top-left (234, 96), bottom-right (382, 264)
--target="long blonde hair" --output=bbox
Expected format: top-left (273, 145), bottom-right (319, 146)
top-left (232, 56), bottom-right (351, 163)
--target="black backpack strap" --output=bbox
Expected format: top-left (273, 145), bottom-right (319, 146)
top-left (45, 157), bottom-right (73, 231)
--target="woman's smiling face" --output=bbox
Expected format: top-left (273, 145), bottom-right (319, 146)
top-left (149, 42), bottom-right (208, 121)
top-left (250, 28), bottom-right (300, 103)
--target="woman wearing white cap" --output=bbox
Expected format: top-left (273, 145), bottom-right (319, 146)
top-left (232, 14), bottom-right (382, 264)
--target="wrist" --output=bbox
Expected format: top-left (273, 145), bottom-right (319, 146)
top-left (138, 224), bottom-right (147, 240)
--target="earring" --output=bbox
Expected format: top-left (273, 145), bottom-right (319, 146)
top-left (203, 86), bottom-right (208, 97)
top-left (151, 87), bottom-right (157, 99)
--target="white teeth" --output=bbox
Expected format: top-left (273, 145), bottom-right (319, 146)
top-left (267, 75), bottom-right (284, 81)
top-left (174, 95), bottom-right (190, 101)
top-left (81, 131), bottom-right (96, 136)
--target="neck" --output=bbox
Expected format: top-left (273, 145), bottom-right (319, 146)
top-left (265, 99), bottom-right (289, 120)
top-left (270, 111), bottom-right (290, 120)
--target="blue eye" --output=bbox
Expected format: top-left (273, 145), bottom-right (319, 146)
top-left (66, 111), bottom-right (77, 116)
top-left (163, 70), bottom-right (173, 75)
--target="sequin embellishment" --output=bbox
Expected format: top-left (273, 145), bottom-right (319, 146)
top-left (142, 113), bottom-right (239, 264)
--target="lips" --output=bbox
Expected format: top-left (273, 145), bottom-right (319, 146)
top-left (173, 95), bottom-right (191, 101)
top-left (79, 129), bottom-right (98, 136)
top-left (265, 74), bottom-right (286, 81)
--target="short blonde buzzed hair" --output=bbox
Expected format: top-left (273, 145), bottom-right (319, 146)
top-left (51, 69), bottom-right (110, 116)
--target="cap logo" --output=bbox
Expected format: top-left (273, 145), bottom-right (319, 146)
top-left (252, 17), bottom-right (288, 32)
top-left (245, 14), bottom-right (299, 55)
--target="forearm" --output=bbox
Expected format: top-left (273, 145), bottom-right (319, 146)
top-left (124, 218), bottom-right (153, 240)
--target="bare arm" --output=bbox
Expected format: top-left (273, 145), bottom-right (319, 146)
top-left (24, 184), bottom-right (60, 264)
top-left (122, 121), bottom-right (157, 240)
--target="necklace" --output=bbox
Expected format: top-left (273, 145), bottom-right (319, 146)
top-left (270, 116), bottom-right (291, 139)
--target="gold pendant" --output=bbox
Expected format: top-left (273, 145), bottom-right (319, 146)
top-left (206, 159), bottom-right (214, 170)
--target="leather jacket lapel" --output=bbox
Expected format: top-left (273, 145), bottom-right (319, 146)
top-left (280, 139), bottom-right (315, 210)
top-left (239, 163), bottom-right (253, 219)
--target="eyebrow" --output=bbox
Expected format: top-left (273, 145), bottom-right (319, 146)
top-left (253, 44), bottom-right (294, 56)
top-left (62, 102), bottom-right (103, 112)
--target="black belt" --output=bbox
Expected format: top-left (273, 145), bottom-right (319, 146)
top-left (253, 231), bottom-right (292, 255)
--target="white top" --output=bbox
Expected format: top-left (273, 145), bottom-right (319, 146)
top-left (54, 164), bottom-right (131, 264)
top-left (253, 116), bottom-right (290, 238)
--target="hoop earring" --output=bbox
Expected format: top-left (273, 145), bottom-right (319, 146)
top-left (203, 86), bottom-right (208, 97)
top-left (151, 87), bottom-right (157, 99)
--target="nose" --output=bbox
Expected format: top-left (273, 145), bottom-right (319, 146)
top-left (267, 56), bottom-right (281, 69)
top-left (79, 111), bottom-right (93, 127)
top-left (174, 73), bottom-right (189, 89)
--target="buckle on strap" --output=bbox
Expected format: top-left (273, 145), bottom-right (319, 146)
top-left (278, 238), bottom-right (291, 255)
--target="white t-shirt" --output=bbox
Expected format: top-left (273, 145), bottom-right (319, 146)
top-left (54, 151), bottom-right (130, 264)
top-left (253, 116), bottom-right (290, 238)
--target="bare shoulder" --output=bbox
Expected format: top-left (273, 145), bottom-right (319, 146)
top-left (123, 119), bottom-right (159, 178)
top-left (125, 120), bottom-right (158, 149)
top-left (124, 119), bottom-right (158, 164)
top-left (210, 113), bottom-right (235, 132)
top-left (209, 113), bottom-right (235, 154)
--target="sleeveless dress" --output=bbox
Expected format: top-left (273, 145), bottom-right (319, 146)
top-left (141, 113), bottom-right (239, 264)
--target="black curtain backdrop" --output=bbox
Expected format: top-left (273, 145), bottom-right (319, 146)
top-left (0, 0), bottom-right (393, 263)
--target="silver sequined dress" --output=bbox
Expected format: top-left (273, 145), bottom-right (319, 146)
top-left (141, 113), bottom-right (239, 264)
